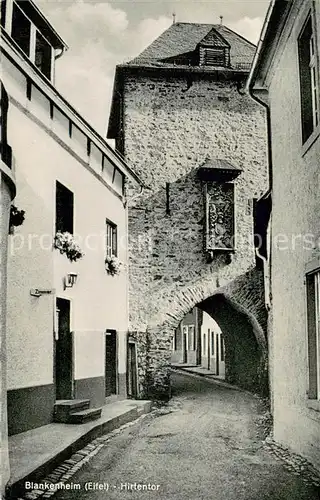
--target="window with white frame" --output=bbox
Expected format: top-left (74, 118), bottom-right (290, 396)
top-left (11, 2), bottom-right (31, 56)
top-left (298, 14), bottom-right (319, 143)
top-left (306, 266), bottom-right (320, 400)
top-left (106, 219), bottom-right (117, 258)
top-left (11, 2), bottom-right (53, 80)
top-left (35, 31), bottom-right (52, 80)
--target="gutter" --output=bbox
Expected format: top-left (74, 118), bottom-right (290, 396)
top-left (54, 47), bottom-right (66, 61)
top-left (246, 0), bottom-right (277, 96)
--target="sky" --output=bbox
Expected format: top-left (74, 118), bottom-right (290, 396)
top-left (37, 0), bottom-right (270, 136)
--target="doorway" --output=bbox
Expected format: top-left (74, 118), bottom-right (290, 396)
top-left (182, 327), bottom-right (187, 363)
top-left (55, 298), bottom-right (73, 400)
top-left (127, 341), bottom-right (138, 398)
top-left (105, 330), bottom-right (117, 397)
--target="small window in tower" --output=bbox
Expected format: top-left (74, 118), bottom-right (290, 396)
top-left (204, 47), bottom-right (226, 67)
top-left (11, 2), bottom-right (31, 56)
top-left (35, 31), bottom-right (52, 80)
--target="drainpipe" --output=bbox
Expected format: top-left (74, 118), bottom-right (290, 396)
top-left (246, 2), bottom-right (276, 409)
top-left (247, 83), bottom-right (273, 312)
top-left (52, 47), bottom-right (66, 87)
top-left (246, 0), bottom-right (278, 193)
top-left (246, 0), bottom-right (275, 302)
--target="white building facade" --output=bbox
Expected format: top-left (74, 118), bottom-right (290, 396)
top-left (0, 81), bottom-right (16, 497)
top-left (1, 0), bottom-right (140, 435)
top-left (249, 0), bottom-right (320, 471)
top-left (201, 311), bottom-right (225, 377)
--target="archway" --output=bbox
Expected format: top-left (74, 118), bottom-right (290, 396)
top-left (199, 293), bottom-right (267, 394)
top-left (132, 269), bottom-right (269, 399)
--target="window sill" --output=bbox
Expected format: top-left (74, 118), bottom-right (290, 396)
top-left (306, 399), bottom-right (320, 412)
top-left (302, 125), bottom-right (320, 157)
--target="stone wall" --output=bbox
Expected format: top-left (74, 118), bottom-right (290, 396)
top-left (122, 70), bottom-right (269, 397)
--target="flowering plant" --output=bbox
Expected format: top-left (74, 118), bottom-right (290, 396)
top-left (53, 232), bottom-right (84, 262)
top-left (9, 204), bottom-right (25, 233)
top-left (105, 255), bottom-right (122, 276)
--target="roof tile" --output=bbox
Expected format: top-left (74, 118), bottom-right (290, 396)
top-left (130, 22), bottom-right (255, 70)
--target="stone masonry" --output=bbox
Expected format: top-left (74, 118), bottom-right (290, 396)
top-left (108, 25), bottom-right (269, 399)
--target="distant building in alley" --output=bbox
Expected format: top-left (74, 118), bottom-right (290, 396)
top-left (172, 308), bottom-right (225, 378)
top-left (108, 22), bottom-right (269, 398)
top-left (1, 0), bottom-right (140, 438)
top-left (248, 0), bottom-right (320, 471)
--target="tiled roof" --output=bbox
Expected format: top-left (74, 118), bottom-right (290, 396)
top-left (198, 159), bottom-right (242, 181)
top-left (129, 22), bottom-right (255, 70)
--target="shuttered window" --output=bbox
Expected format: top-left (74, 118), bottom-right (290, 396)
top-left (204, 47), bottom-right (226, 67)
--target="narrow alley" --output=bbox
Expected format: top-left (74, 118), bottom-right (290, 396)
top-left (49, 373), bottom-right (319, 500)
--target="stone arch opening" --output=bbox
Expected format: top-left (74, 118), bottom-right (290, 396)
top-left (198, 293), bottom-right (267, 394)
top-left (139, 271), bottom-right (268, 400)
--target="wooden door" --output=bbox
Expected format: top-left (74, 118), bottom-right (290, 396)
top-left (55, 298), bottom-right (73, 400)
top-left (127, 341), bottom-right (138, 398)
top-left (182, 327), bottom-right (187, 363)
top-left (105, 330), bottom-right (117, 396)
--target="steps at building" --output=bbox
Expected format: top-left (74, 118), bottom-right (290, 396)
top-left (68, 408), bottom-right (102, 424)
top-left (54, 399), bottom-right (101, 424)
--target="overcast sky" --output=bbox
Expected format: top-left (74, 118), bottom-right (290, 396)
top-left (38, 0), bottom-right (270, 135)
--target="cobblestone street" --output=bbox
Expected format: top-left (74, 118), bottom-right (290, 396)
top-left (44, 372), bottom-right (320, 500)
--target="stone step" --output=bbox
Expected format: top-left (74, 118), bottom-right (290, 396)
top-left (54, 399), bottom-right (90, 423)
top-left (68, 408), bottom-right (102, 424)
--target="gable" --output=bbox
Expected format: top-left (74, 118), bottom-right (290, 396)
top-left (199, 28), bottom-right (230, 48)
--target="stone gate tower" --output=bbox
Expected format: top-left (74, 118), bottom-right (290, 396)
top-left (108, 22), bottom-right (269, 398)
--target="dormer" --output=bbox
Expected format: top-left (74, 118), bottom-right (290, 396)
top-left (198, 28), bottom-right (230, 68)
top-left (1, 0), bottom-right (67, 82)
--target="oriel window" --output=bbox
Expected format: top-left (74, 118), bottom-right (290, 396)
top-left (11, 2), bottom-right (31, 56)
top-left (35, 31), bottom-right (52, 80)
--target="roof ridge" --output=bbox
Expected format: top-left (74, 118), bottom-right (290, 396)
top-left (215, 24), bottom-right (257, 48)
top-left (175, 21), bottom-right (219, 26)
top-left (132, 21), bottom-right (256, 66)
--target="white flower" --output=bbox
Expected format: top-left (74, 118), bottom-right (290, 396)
top-left (54, 232), bottom-right (84, 262)
top-left (105, 255), bottom-right (122, 276)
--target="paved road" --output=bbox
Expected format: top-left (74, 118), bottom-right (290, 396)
top-left (54, 372), bottom-right (319, 500)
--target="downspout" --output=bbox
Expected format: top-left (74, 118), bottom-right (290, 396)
top-left (246, 0), bottom-right (276, 195)
top-left (247, 0), bottom-right (275, 309)
top-left (247, 2), bottom-right (276, 407)
top-left (248, 88), bottom-right (273, 312)
top-left (53, 47), bottom-right (66, 86)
